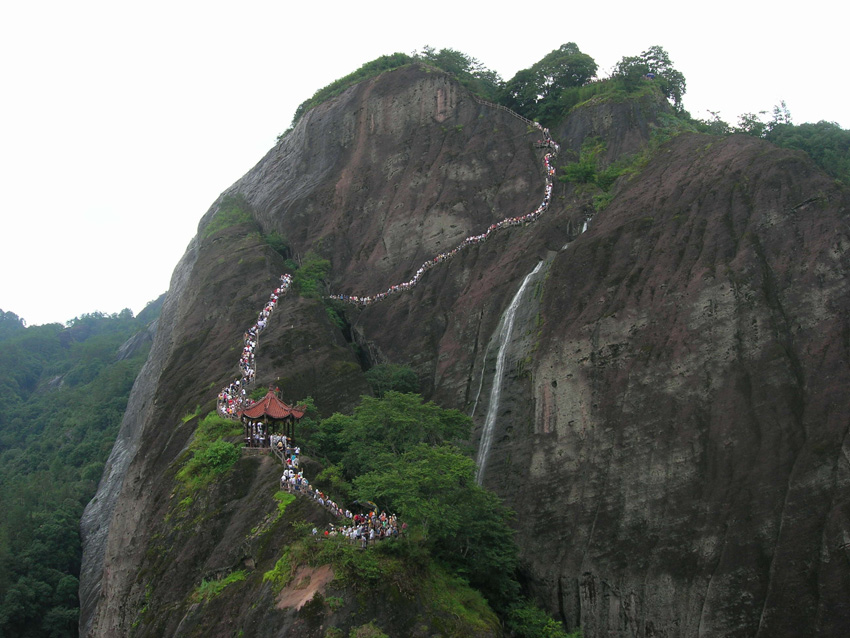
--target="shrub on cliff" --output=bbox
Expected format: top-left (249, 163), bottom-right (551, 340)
top-left (202, 194), bottom-right (254, 239)
top-left (175, 413), bottom-right (242, 491)
top-left (293, 252), bottom-right (331, 298)
top-left (177, 439), bottom-right (240, 490)
top-left (416, 45), bottom-right (502, 101)
top-left (506, 600), bottom-right (579, 638)
top-left (767, 120), bottom-right (850, 183)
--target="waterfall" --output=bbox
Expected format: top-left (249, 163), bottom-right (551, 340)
top-left (475, 260), bottom-right (544, 484)
top-left (469, 339), bottom-right (491, 419)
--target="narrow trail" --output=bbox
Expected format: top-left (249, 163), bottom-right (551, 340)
top-left (213, 104), bottom-right (573, 495)
top-left (216, 274), bottom-right (293, 418)
top-left (328, 120), bottom-right (559, 306)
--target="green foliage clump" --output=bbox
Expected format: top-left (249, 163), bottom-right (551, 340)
top-left (767, 118), bottom-right (850, 184)
top-left (293, 252), bottom-right (332, 298)
top-left (177, 440), bottom-right (240, 487)
top-left (506, 600), bottom-right (580, 638)
top-left (768, 120), bottom-right (850, 183)
top-left (202, 194), bottom-right (255, 239)
top-left (0, 309), bottom-right (27, 340)
top-left (323, 298), bottom-right (348, 332)
top-left (176, 412), bottom-right (242, 491)
top-left (559, 138), bottom-right (632, 211)
top-left (289, 396), bottom-right (320, 445)
top-left (262, 549), bottom-right (294, 592)
top-left (274, 392), bottom-right (564, 633)
top-left (288, 47), bottom-right (505, 131)
top-left (181, 404), bottom-right (201, 423)
top-left (561, 109), bottom-right (697, 212)
top-left (308, 536), bottom-right (384, 587)
top-left (309, 392), bottom-right (518, 609)
top-left (291, 53), bottom-right (415, 127)
top-left (273, 491), bottom-right (296, 520)
top-left (250, 385), bottom-right (269, 401)
top-left (193, 570), bottom-right (247, 602)
top-left (347, 621), bottom-right (389, 638)
top-left (193, 411), bottom-right (244, 443)
top-left (561, 137), bottom-right (637, 190)
top-left (314, 392), bottom-right (470, 478)
top-left (364, 363), bottom-right (419, 397)
top-left (419, 568), bottom-right (499, 635)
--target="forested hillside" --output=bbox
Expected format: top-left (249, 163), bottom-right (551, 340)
top-left (0, 302), bottom-right (160, 637)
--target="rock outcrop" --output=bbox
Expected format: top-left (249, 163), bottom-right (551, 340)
top-left (81, 63), bottom-right (850, 637)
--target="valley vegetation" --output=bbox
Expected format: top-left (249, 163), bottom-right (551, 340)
top-left (0, 304), bottom-right (160, 638)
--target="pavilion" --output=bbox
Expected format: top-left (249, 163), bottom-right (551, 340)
top-left (238, 389), bottom-right (305, 448)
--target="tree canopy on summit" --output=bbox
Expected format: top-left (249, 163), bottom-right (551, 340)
top-left (612, 45), bottom-right (687, 110)
top-left (502, 43), bottom-right (598, 119)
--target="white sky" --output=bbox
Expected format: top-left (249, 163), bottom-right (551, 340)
top-left (1, 1), bottom-right (846, 326)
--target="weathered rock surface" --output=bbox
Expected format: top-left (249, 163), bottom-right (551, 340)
top-left (485, 134), bottom-right (850, 637)
top-left (81, 64), bottom-right (850, 637)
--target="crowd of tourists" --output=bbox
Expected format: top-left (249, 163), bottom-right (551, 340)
top-left (328, 122), bottom-right (558, 307)
top-left (316, 511), bottom-right (404, 547)
top-left (242, 422), bottom-right (294, 449)
top-left (217, 274), bottom-right (293, 417)
top-left (281, 467), bottom-right (404, 547)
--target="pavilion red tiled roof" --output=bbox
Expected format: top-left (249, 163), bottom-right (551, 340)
top-left (239, 390), bottom-right (305, 420)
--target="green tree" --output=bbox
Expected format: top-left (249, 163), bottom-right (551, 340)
top-left (692, 110), bottom-right (733, 135)
top-left (503, 43), bottom-right (598, 122)
top-left (767, 119), bottom-right (850, 182)
top-left (0, 310), bottom-right (26, 340)
top-left (613, 45), bottom-right (686, 109)
top-left (736, 111), bottom-right (770, 137)
top-left (353, 444), bottom-right (518, 607)
top-left (318, 392), bottom-right (471, 478)
top-left (501, 68), bottom-right (540, 116)
top-left (417, 46), bottom-right (503, 101)
top-left (532, 43), bottom-right (598, 100)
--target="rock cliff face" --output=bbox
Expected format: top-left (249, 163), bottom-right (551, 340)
top-left (491, 132), bottom-right (850, 637)
top-left (81, 64), bottom-right (850, 637)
